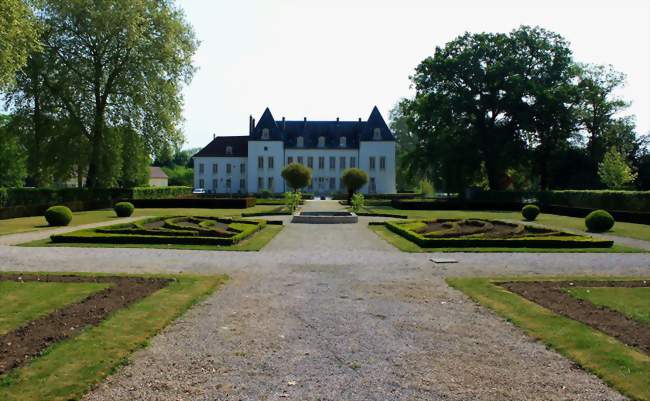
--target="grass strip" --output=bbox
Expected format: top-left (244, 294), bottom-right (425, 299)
top-left (447, 277), bottom-right (650, 401)
top-left (0, 273), bottom-right (226, 401)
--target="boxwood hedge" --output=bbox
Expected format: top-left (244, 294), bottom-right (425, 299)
top-left (383, 220), bottom-right (613, 249)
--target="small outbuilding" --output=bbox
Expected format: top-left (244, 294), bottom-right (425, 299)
top-left (149, 166), bottom-right (169, 187)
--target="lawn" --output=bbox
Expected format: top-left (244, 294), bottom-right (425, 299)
top-left (362, 206), bottom-right (650, 242)
top-left (447, 276), bottom-right (650, 401)
top-left (20, 224), bottom-right (283, 251)
top-left (368, 224), bottom-right (644, 253)
top-left (0, 272), bottom-right (227, 401)
top-left (567, 287), bottom-right (650, 324)
top-left (0, 281), bottom-right (108, 335)
top-left (0, 205), bottom-right (284, 236)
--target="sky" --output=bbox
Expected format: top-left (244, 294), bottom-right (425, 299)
top-left (178, 0), bottom-right (650, 149)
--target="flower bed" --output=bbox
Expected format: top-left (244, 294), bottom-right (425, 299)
top-left (50, 216), bottom-right (266, 246)
top-left (383, 218), bottom-right (613, 248)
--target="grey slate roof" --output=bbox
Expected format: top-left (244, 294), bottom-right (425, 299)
top-left (193, 107), bottom-right (394, 157)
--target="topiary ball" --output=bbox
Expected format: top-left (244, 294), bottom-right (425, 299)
top-left (521, 204), bottom-right (540, 221)
top-left (44, 206), bottom-right (73, 226)
top-left (585, 210), bottom-right (615, 232)
top-left (114, 201), bottom-right (135, 217)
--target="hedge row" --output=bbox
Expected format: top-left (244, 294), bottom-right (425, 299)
top-left (51, 216), bottom-right (266, 246)
top-left (383, 220), bottom-right (613, 249)
top-left (128, 197), bottom-right (255, 209)
top-left (355, 211), bottom-right (409, 219)
top-left (465, 190), bottom-right (650, 212)
top-left (127, 186), bottom-right (191, 199)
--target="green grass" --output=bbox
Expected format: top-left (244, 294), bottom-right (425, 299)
top-left (447, 276), bottom-right (650, 401)
top-left (0, 272), bottom-right (227, 401)
top-left (0, 281), bottom-right (109, 335)
top-left (369, 224), bottom-right (644, 253)
top-left (19, 224), bottom-right (283, 251)
top-left (363, 206), bottom-right (650, 242)
top-left (0, 205), bottom-right (283, 236)
top-left (567, 287), bottom-right (650, 325)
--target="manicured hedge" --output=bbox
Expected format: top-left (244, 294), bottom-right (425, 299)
top-left (44, 206), bottom-right (73, 226)
top-left (383, 220), bottom-right (613, 249)
top-left (355, 211), bottom-right (409, 219)
top-left (128, 197), bottom-right (255, 209)
top-left (51, 216), bottom-right (266, 246)
top-left (241, 210), bottom-right (291, 217)
top-left (128, 186), bottom-right (191, 199)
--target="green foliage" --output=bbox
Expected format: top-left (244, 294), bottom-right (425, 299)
top-left (341, 168), bottom-right (368, 194)
top-left (418, 179), bottom-right (434, 197)
top-left (284, 191), bottom-right (302, 213)
top-left (0, 115), bottom-right (27, 187)
top-left (351, 192), bottom-right (364, 213)
top-left (521, 204), bottom-right (540, 221)
top-left (585, 210), bottom-right (615, 233)
top-left (281, 163), bottom-right (312, 191)
top-left (161, 165), bottom-right (193, 186)
top-left (44, 205), bottom-right (72, 226)
top-left (598, 147), bottom-right (637, 189)
top-left (113, 202), bottom-right (134, 217)
top-left (128, 186), bottom-right (191, 199)
top-left (0, 0), bottom-right (40, 90)
top-left (259, 190), bottom-right (272, 199)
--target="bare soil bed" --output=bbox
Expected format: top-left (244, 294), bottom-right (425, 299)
top-left (0, 273), bottom-right (170, 374)
top-left (501, 280), bottom-right (650, 355)
top-left (416, 219), bottom-right (568, 238)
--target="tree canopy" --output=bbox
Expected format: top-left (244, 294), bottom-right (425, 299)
top-left (0, 0), bottom-right (40, 90)
top-left (341, 168), bottom-right (368, 196)
top-left (281, 163), bottom-right (312, 191)
top-left (396, 25), bottom-right (645, 191)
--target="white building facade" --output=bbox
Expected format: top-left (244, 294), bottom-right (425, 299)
top-left (192, 107), bottom-right (396, 195)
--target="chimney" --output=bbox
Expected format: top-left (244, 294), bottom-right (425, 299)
top-left (213, 133), bottom-right (216, 139)
top-left (336, 117), bottom-right (339, 123)
top-left (304, 117), bottom-right (307, 122)
top-left (282, 116), bottom-right (286, 130)
top-left (249, 115), bottom-right (253, 134)
top-left (358, 117), bottom-right (362, 122)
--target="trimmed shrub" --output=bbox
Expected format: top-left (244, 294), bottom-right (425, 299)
top-left (44, 206), bottom-right (73, 226)
top-left (521, 204), bottom-right (540, 221)
top-left (585, 210), bottom-right (615, 233)
top-left (130, 197), bottom-right (255, 209)
top-left (114, 202), bottom-right (135, 217)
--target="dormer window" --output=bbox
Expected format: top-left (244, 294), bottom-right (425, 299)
top-left (261, 128), bottom-right (270, 140)
top-left (296, 136), bottom-right (304, 148)
top-left (225, 146), bottom-right (233, 155)
top-left (373, 128), bottom-right (381, 140)
top-left (318, 136), bottom-right (326, 148)
top-left (339, 136), bottom-right (347, 147)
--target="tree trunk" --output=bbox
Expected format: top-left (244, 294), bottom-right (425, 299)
top-left (29, 94), bottom-right (43, 187)
top-left (85, 112), bottom-right (105, 188)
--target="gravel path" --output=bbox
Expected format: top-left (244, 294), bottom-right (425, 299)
top-left (1, 201), bottom-right (648, 400)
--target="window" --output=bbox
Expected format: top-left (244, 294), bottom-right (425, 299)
top-left (240, 163), bottom-right (245, 174)
top-left (350, 156), bottom-right (356, 168)
top-left (318, 136), bottom-right (325, 148)
top-left (297, 156), bottom-right (303, 165)
top-left (261, 128), bottom-right (270, 140)
top-left (373, 128), bottom-right (381, 140)
top-left (225, 146), bottom-right (233, 155)
top-left (258, 156), bottom-right (264, 169)
top-left (240, 178), bottom-right (246, 190)
top-left (369, 157), bottom-right (376, 170)
top-left (318, 156), bottom-right (325, 169)
top-left (268, 156), bottom-right (274, 169)
top-left (307, 157), bottom-right (313, 168)
top-left (380, 156), bottom-right (386, 170)
top-left (212, 179), bottom-right (218, 191)
top-left (329, 156), bottom-right (335, 169)
top-left (287, 156), bottom-right (293, 164)
top-left (370, 177), bottom-right (376, 193)
top-left (257, 177), bottom-right (264, 190)
top-left (198, 179), bottom-right (204, 188)
top-left (199, 163), bottom-right (204, 174)
top-left (340, 156), bottom-right (346, 169)
top-left (296, 136), bottom-right (304, 147)
top-left (226, 178), bottom-right (231, 190)
top-left (329, 177), bottom-right (336, 190)
top-left (268, 177), bottom-right (274, 191)
top-left (339, 136), bottom-right (347, 147)
top-left (212, 164), bottom-right (218, 174)
top-left (225, 163), bottom-right (230, 174)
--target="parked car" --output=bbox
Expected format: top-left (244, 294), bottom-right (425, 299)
top-left (192, 188), bottom-right (206, 194)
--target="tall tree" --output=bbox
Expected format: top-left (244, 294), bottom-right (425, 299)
top-left (39, 0), bottom-right (197, 187)
top-left (0, 0), bottom-right (40, 90)
top-left (389, 100), bottom-right (421, 191)
top-left (0, 115), bottom-right (28, 187)
top-left (575, 63), bottom-right (629, 172)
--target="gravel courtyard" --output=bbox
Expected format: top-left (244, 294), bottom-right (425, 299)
top-left (1, 200), bottom-right (649, 400)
